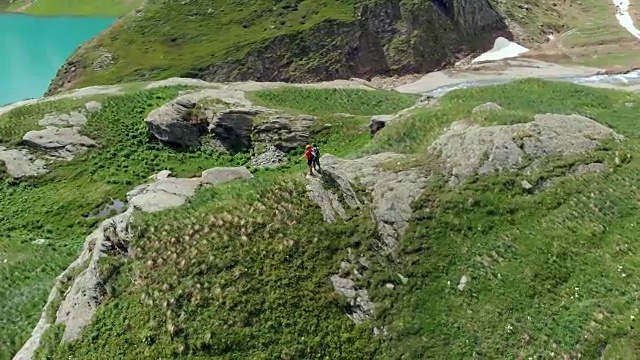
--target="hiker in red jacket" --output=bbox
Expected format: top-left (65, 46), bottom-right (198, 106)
top-left (303, 144), bottom-right (314, 176)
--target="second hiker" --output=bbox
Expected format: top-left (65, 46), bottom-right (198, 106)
top-left (311, 144), bottom-right (321, 172)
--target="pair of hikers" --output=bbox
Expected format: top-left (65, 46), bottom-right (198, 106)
top-left (303, 144), bottom-right (321, 176)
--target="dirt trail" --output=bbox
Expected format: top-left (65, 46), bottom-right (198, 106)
top-left (12, 0), bottom-right (32, 12)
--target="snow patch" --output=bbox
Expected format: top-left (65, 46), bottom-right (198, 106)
top-left (613, 0), bottom-right (640, 39)
top-left (471, 37), bottom-right (530, 63)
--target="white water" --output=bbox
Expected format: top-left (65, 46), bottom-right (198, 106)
top-left (613, 0), bottom-right (640, 39)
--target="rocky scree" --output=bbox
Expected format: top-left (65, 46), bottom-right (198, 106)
top-left (13, 167), bottom-right (253, 360)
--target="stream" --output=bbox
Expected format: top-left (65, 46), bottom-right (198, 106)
top-left (424, 69), bottom-right (640, 97)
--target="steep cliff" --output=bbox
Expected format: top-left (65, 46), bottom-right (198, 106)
top-left (46, 0), bottom-right (510, 95)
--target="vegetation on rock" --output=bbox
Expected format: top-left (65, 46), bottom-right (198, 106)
top-left (45, 0), bottom-right (513, 94)
top-left (0, 84), bottom-right (415, 360)
top-left (4, 79), bottom-right (640, 359)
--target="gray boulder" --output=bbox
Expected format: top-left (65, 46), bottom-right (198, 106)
top-left (472, 102), bottom-right (502, 114)
top-left (0, 147), bottom-right (47, 179)
top-left (145, 97), bottom-right (206, 148)
top-left (22, 127), bottom-right (97, 159)
top-left (253, 114), bottom-right (316, 152)
top-left (429, 114), bottom-right (623, 186)
top-left (84, 101), bottom-right (102, 113)
top-left (201, 166), bottom-right (253, 186)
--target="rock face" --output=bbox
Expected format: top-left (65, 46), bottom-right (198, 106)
top-left (429, 114), bottom-right (623, 185)
top-left (253, 114), bottom-right (316, 152)
top-left (145, 97), bottom-right (206, 148)
top-left (46, 0), bottom-right (510, 95)
top-left (0, 147), bottom-right (47, 179)
top-left (208, 107), bottom-right (264, 153)
top-left (13, 167), bottom-right (253, 360)
top-left (194, 0), bottom-right (510, 83)
top-left (22, 127), bottom-right (97, 159)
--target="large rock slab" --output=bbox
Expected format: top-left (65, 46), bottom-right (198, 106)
top-left (0, 147), bottom-right (47, 178)
top-left (22, 127), bottom-right (96, 159)
top-left (253, 114), bottom-right (316, 152)
top-left (38, 112), bottom-right (87, 127)
top-left (201, 166), bottom-right (253, 186)
top-left (127, 177), bottom-right (201, 213)
top-left (429, 113), bottom-right (623, 185)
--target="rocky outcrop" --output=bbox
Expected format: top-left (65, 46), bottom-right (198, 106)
top-left (145, 91), bottom-right (316, 154)
top-left (144, 89), bottom-right (254, 149)
top-left (22, 127), bottom-right (97, 160)
top-left (307, 153), bottom-right (427, 327)
top-left (318, 153), bottom-right (429, 252)
top-left (13, 167), bottom-right (252, 360)
top-left (45, 0), bottom-right (510, 94)
top-left (0, 147), bottom-right (47, 179)
top-left (307, 153), bottom-right (428, 253)
top-left (429, 113), bottom-right (623, 185)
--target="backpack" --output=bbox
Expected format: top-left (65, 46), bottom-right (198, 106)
top-left (311, 147), bottom-right (319, 160)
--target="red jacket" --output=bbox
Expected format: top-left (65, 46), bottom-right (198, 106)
top-left (305, 149), bottom-right (312, 161)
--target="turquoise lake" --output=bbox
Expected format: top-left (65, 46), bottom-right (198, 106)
top-left (0, 14), bottom-right (115, 106)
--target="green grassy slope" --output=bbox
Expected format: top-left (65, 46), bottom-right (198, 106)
top-left (42, 0), bottom-right (582, 95)
top-left (46, 0), bottom-right (357, 93)
top-left (21, 80), bottom-right (640, 359)
top-left (0, 86), bottom-right (416, 360)
top-left (1, 0), bottom-right (141, 16)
